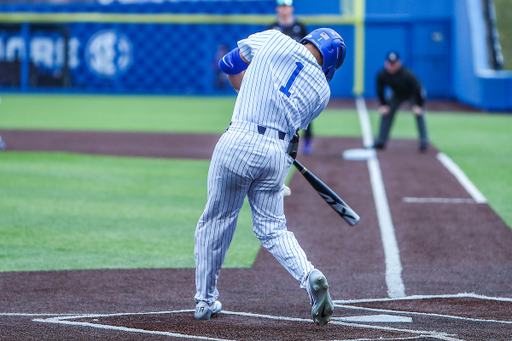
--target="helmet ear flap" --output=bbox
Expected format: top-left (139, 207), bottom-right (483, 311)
top-left (336, 43), bottom-right (347, 69)
top-left (325, 67), bottom-right (335, 82)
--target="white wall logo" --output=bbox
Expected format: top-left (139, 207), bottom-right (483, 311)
top-left (0, 36), bottom-right (80, 69)
top-left (85, 30), bottom-right (133, 78)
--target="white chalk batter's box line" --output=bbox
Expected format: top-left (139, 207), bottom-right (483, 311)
top-left (401, 197), bottom-right (478, 204)
top-left (0, 293), bottom-right (504, 341)
top-left (31, 310), bottom-right (463, 341)
top-left (334, 293), bottom-right (512, 325)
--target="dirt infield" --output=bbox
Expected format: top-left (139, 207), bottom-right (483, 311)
top-left (1, 129), bottom-right (512, 340)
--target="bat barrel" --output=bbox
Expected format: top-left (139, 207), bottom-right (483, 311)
top-left (293, 159), bottom-right (360, 227)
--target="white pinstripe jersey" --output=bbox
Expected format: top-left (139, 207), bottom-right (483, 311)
top-left (233, 29), bottom-right (330, 135)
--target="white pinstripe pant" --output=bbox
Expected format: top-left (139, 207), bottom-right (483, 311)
top-left (194, 121), bottom-right (314, 304)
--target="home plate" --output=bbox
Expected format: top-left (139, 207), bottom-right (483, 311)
top-left (342, 148), bottom-right (376, 161)
top-left (333, 314), bottom-right (413, 323)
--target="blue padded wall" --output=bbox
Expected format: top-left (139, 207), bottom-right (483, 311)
top-left (1, 0), bottom-right (510, 110)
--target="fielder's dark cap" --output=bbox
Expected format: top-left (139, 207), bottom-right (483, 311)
top-left (276, 0), bottom-right (293, 5)
top-left (386, 51), bottom-right (400, 63)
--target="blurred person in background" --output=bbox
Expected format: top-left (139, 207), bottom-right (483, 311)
top-left (269, 0), bottom-right (314, 155)
top-left (373, 51), bottom-right (429, 152)
top-left (269, 0), bottom-right (307, 42)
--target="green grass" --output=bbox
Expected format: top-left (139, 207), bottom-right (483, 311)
top-left (307, 109), bottom-right (361, 137)
top-left (0, 94), bottom-right (360, 135)
top-left (0, 95), bottom-right (235, 133)
top-left (0, 95), bottom-right (511, 272)
top-left (0, 153), bottom-right (258, 271)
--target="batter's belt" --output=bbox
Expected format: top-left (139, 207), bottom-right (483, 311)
top-left (227, 121), bottom-right (292, 142)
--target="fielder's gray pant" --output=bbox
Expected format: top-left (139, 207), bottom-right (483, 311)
top-left (374, 96), bottom-right (429, 148)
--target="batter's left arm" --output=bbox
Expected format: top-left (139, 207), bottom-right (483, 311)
top-left (227, 70), bottom-right (246, 91)
top-left (219, 48), bottom-right (250, 91)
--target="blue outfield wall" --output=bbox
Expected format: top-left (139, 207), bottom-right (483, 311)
top-left (453, 0), bottom-right (512, 111)
top-left (363, 0), bottom-right (453, 100)
top-left (0, 1), bottom-right (277, 95)
top-left (0, 0), bottom-right (510, 111)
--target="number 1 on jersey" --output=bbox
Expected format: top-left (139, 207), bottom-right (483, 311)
top-left (279, 62), bottom-right (304, 97)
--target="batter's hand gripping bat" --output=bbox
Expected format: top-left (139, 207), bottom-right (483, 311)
top-left (292, 159), bottom-right (360, 226)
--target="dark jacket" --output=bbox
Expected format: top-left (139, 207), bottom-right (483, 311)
top-left (377, 66), bottom-right (425, 107)
top-left (268, 20), bottom-right (308, 42)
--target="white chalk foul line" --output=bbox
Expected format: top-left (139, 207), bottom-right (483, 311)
top-left (368, 157), bottom-right (406, 299)
top-left (356, 96), bottom-right (406, 299)
top-left (402, 197), bottom-right (476, 204)
top-left (436, 153), bottom-right (487, 204)
top-left (356, 96), bottom-right (375, 148)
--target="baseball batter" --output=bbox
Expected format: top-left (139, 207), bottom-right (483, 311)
top-left (194, 28), bottom-right (346, 326)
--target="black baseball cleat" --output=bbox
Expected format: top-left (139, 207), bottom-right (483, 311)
top-left (372, 142), bottom-right (385, 150)
top-left (306, 269), bottom-right (334, 326)
top-left (419, 143), bottom-right (428, 152)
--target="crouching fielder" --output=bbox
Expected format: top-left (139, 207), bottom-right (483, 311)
top-left (194, 28), bottom-right (346, 326)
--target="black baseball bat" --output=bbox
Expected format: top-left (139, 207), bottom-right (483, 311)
top-left (292, 159), bottom-right (360, 226)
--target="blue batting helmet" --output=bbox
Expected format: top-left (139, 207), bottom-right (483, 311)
top-left (300, 28), bottom-right (346, 82)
